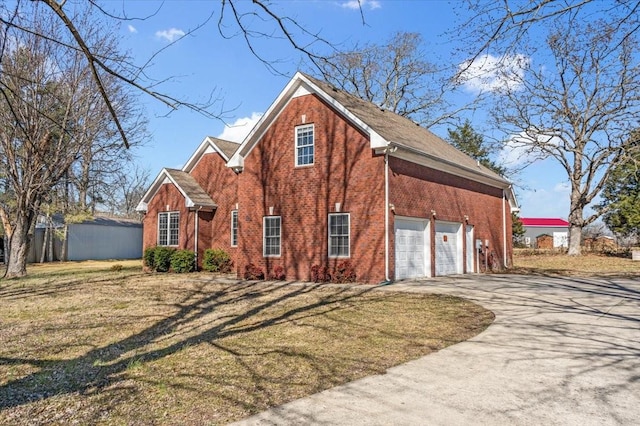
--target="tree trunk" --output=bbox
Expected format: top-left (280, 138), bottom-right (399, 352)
top-left (60, 225), bottom-right (68, 262)
top-left (5, 217), bottom-right (31, 278)
top-left (567, 202), bottom-right (584, 256)
top-left (40, 222), bottom-right (48, 263)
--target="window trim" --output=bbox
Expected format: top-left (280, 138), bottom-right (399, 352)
top-left (328, 213), bottom-right (350, 258)
top-left (230, 210), bottom-right (238, 247)
top-left (158, 211), bottom-right (180, 247)
top-left (295, 124), bottom-right (315, 167)
top-left (263, 216), bottom-right (281, 257)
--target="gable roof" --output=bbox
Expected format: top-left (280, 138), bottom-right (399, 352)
top-left (183, 136), bottom-right (240, 173)
top-left (135, 168), bottom-right (217, 212)
top-left (228, 72), bottom-right (517, 208)
top-left (303, 73), bottom-right (508, 184)
top-left (520, 218), bottom-right (569, 227)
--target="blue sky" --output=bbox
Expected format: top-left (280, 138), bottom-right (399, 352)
top-left (114, 0), bottom-right (570, 219)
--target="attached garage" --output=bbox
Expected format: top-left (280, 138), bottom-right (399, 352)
top-left (394, 217), bottom-right (430, 280)
top-left (435, 221), bottom-right (463, 276)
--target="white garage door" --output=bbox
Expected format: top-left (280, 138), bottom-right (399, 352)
top-left (395, 218), bottom-right (429, 280)
top-left (435, 221), bottom-right (463, 276)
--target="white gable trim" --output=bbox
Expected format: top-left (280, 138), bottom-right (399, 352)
top-left (183, 136), bottom-right (231, 173)
top-left (227, 72), bottom-right (388, 172)
top-left (135, 168), bottom-right (195, 212)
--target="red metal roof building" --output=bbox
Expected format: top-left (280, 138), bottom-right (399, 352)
top-left (520, 218), bottom-right (570, 227)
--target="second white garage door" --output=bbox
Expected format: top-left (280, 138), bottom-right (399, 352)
top-left (395, 217), bottom-right (430, 280)
top-left (435, 221), bottom-right (463, 276)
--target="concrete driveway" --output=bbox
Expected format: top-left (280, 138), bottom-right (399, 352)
top-left (232, 274), bottom-right (640, 425)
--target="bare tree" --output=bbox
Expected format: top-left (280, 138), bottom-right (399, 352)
top-left (479, 16), bottom-right (640, 255)
top-left (101, 165), bottom-right (151, 219)
top-left (457, 1), bottom-right (640, 67)
top-left (0, 3), bottom-right (145, 277)
top-left (315, 32), bottom-right (456, 127)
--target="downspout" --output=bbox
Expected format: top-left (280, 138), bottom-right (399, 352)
top-left (502, 190), bottom-right (508, 268)
top-left (194, 207), bottom-right (200, 270)
top-left (384, 149), bottom-right (390, 282)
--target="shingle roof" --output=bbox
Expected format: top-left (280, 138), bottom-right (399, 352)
top-left (209, 137), bottom-right (240, 159)
top-left (301, 73), bottom-right (508, 185)
top-left (520, 218), bottom-right (569, 227)
top-left (164, 168), bottom-right (217, 209)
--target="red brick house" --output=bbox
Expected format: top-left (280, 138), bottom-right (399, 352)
top-left (138, 72), bottom-right (517, 282)
top-left (137, 136), bottom-right (239, 268)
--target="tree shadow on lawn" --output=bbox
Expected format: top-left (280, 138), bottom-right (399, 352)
top-left (0, 278), bottom-right (379, 412)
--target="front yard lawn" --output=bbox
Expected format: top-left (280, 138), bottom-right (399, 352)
top-left (0, 262), bottom-right (493, 425)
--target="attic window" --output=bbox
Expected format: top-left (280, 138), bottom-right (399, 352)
top-left (295, 124), bottom-right (314, 167)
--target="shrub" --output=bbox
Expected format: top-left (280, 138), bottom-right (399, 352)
top-left (153, 247), bottom-right (175, 272)
top-left (244, 263), bottom-right (265, 280)
top-left (311, 265), bottom-right (330, 283)
top-left (203, 248), bottom-right (233, 273)
top-left (269, 265), bottom-right (286, 280)
top-left (143, 247), bottom-right (156, 269)
top-left (110, 264), bottom-right (123, 272)
top-left (331, 260), bottom-right (356, 283)
top-left (171, 249), bottom-right (196, 273)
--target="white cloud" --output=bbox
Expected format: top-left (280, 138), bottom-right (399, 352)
top-left (458, 54), bottom-right (529, 94)
top-left (553, 181), bottom-right (570, 194)
top-left (155, 28), bottom-right (185, 42)
top-left (127, 25), bottom-right (137, 33)
top-left (217, 113), bottom-right (263, 143)
top-left (341, 0), bottom-right (381, 10)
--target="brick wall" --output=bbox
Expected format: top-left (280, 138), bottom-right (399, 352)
top-left (142, 151), bottom-right (239, 269)
top-left (190, 152), bottom-right (239, 267)
top-left (389, 157), bottom-right (513, 274)
top-left (142, 182), bottom-right (195, 254)
top-left (237, 93), bottom-right (386, 282)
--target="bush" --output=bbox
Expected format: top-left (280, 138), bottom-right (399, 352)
top-left (311, 262), bottom-right (357, 283)
top-left (269, 265), bottom-right (286, 280)
top-left (331, 260), bottom-right (356, 283)
top-left (153, 247), bottom-right (175, 272)
top-left (143, 247), bottom-right (156, 269)
top-left (203, 248), bottom-right (233, 273)
top-left (110, 264), bottom-right (123, 272)
top-left (171, 249), bottom-right (196, 273)
top-left (244, 263), bottom-right (265, 280)
top-left (311, 265), bottom-right (330, 283)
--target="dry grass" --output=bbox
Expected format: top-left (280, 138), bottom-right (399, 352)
top-left (0, 262), bottom-right (493, 425)
top-left (512, 249), bottom-right (640, 277)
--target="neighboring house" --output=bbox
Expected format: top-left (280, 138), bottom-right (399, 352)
top-left (520, 217), bottom-right (570, 249)
top-left (27, 216), bottom-right (143, 262)
top-left (138, 72), bottom-right (518, 283)
top-left (583, 236), bottom-right (616, 251)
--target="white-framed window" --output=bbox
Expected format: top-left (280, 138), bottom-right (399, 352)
top-left (295, 124), bottom-right (314, 166)
top-left (263, 216), bottom-right (281, 257)
top-left (329, 213), bottom-right (350, 257)
top-left (231, 210), bottom-right (238, 247)
top-left (158, 211), bottom-right (179, 246)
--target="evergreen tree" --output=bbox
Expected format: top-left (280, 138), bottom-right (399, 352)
top-left (447, 120), bottom-right (506, 176)
top-left (598, 150), bottom-right (640, 239)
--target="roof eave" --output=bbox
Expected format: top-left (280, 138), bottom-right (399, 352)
top-left (377, 144), bottom-right (512, 190)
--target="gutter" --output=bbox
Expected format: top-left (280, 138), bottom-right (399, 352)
top-left (378, 143), bottom-right (511, 190)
